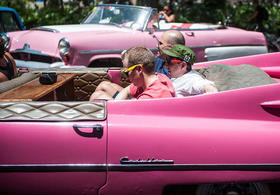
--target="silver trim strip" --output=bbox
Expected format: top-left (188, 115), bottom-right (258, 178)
top-left (191, 44), bottom-right (266, 49)
top-left (79, 48), bottom-right (158, 55)
top-left (78, 44), bottom-right (266, 55)
top-left (1, 163), bottom-right (280, 172)
top-left (31, 27), bottom-right (59, 33)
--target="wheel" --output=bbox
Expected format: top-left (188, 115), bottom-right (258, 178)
top-left (196, 183), bottom-right (270, 195)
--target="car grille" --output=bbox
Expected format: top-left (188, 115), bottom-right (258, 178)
top-left (11, 52), bottom-right (62, 64)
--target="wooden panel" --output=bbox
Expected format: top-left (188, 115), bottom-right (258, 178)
top-left (0, 73), bottom-right (75, 101)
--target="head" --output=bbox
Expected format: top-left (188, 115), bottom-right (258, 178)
top-left (158, 30), bottom-right (185, 56)
top-left (123, 46), bottom-right (155, 87)
top-left (163, 5), bottom-right (172, 15)
top-left (0, 37), bottom-right (5, 59)
top-left (162, 44), bottom-right (196, 78)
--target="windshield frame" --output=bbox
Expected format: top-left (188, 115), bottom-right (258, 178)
top-left (81, 4), bottom-right (154, 31)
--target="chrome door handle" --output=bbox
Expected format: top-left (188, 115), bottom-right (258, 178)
top-left (73, 124), bottom-right (103, 138)
top-left (185, 32), bottom-right (194, 36)
top-left (261, 100), bottom-right (280, 117)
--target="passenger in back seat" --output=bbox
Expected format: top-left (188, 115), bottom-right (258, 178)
top-left (162, 44), bottom-right (218, 97)
top-left (89, 30), bottom-right (185, 101)
top-left (89, 46), bottom-right (176, 100)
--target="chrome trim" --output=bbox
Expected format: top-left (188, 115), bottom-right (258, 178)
top-left (120, 156), bottom-right (173, 164)
top-left (58, 37), bottom-right (70, 55)
top-left (1, 33), bottom-right (10, 49)
top-left (15, 59), bottom-right (65, 69)
top-left (79, 49), bottom-right (124, 55)
top-left (78, 44), bottom-right (266, 56)
top-left (12, 47), bottom-right (49, 56)
top-left (31, 27), bottom-right (59, 33)
top-left (109, 164), bottom-right (280, 172)
top-left (0, 164), bottom-right (106, 172)
top-left (1, 163), bottom-right (280, 172)
top-left (79, 48), bottom-right (158, 55)
top-left (190, 44), bottom-right (266, 49)
top-left (205, 45), bottom-right (268, 61)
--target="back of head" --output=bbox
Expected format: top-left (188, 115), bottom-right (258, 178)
top-left (163, 30), bottom-right (185, 46)
top-left (127, 46), bottom-right (155, 74)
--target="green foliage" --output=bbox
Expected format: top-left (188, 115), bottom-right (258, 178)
top-left (1, 0), bottom-right (279, 36)
top-left (175, 1), bottom-right (232, 24)
top-left (25, 4), bottom-right (92, 28)
top-left (0, 0), bottom-right (93, 29)
top-left (228, 3), bottom-right (280, 35)
top-left (175, 2), bottom-right (280, 36)
top-left (0, 0), bottom-right (36, 28)
top-left (264, 4), bottom-right (280, 35)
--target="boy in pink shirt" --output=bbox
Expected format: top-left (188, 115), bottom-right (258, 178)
top-left (115, 46), bottom-right (175, 100)
top-left (90, 46), bottom-right (175, 100)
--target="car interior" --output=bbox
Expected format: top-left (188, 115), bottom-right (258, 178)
top-left (0, 65), bottom-right (278, 103)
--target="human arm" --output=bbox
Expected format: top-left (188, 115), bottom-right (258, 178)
top-left (114, 85), bottom-right (132, 100)
top-left (4, 52), bottom-right (17, 78)
top-left (0, 72), bottom-right (8, 83)
top-left (203, 84), bottom-right (218, 93)
top-left (159, 12), bottom-right (175, 23)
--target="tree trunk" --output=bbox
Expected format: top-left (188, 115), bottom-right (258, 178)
top-left (60, 0), bottom-right (64, 10)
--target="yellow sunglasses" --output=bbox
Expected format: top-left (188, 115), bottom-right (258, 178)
top-left (123, 64), bottom-right (143, 76)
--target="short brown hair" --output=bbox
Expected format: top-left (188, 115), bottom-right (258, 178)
top-left (126, 46), bottom-right (155, 74)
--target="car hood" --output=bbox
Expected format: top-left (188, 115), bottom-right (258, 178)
top-left (32, 24), bottom-right (132, 33)
top-left (8, 24), bottom-right (135, 57)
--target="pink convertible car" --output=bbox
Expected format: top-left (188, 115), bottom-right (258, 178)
top-left (6, 4), bottom-right (267, 68)
top-left (0, 52), bottom-right (280, 195)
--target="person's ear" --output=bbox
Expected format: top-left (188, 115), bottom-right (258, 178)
top-left (137, 66), bottom-right (143, 74)
top-left (181, 61), bottom-right (187, 68)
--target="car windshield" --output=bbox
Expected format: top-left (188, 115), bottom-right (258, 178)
top-left (82, 5), bottom-right (150, 30)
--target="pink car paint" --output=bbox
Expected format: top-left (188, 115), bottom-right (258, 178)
top-left (7, 4), bottom-right (267, 69)
top-left (195, 52), bottom-right (280, 79)
top-left (0, 53), bottom-right (280, 194)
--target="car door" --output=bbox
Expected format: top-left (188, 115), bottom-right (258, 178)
top-left (0, 101), bottom-right (107, 194)
top-left (102, 82), bottom-right (280, 194)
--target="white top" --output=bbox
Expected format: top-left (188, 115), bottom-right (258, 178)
top-left (171, 70), bottom-right (215, 97)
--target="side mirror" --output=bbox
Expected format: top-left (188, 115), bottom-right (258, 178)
top-left (148, 24), bottom-right (158, 34)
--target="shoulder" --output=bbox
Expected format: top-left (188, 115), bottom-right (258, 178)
top-left (157, 73), bottom-right (172, 83)
top-left (140, 73), bottom-right (175, 98)
top-left (179, 71), bottom-right (204, 81)
top-left (155, 57), bottom-right (165, 65)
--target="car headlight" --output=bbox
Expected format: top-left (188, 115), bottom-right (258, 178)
top-left (0, 33), bottom-right (10, 50)
top-left (58, 37), bottom-right (70, 56)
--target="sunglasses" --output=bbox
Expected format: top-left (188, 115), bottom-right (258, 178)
top-left (164, 56), bottom-right (182, 65)
top-left (122, 64), bottom-right (143, 77)
top-left (163, 9), bottom-right (169, 11)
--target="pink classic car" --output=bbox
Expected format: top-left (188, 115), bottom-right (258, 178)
top-left (5, 4), bottom-right (268, 68)
top-left (0, 52), bottom-right (280, 195)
